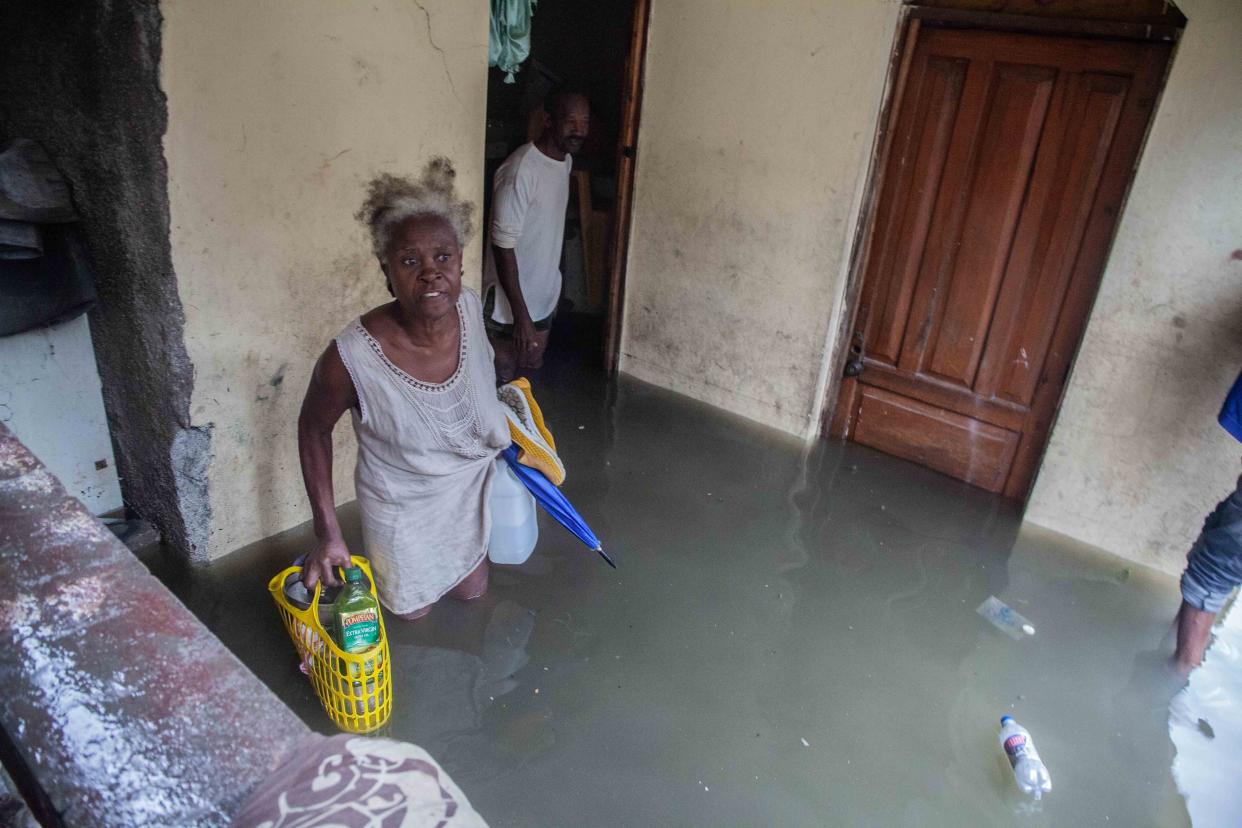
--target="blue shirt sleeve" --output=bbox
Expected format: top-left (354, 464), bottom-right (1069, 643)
top-left (1220, 369), bottom-right (1242, 443)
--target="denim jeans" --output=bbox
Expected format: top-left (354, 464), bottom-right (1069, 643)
top-left (1181, 473), bottom-right (1242, 613)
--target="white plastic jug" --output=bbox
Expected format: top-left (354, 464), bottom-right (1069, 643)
top-left (487, 458), bottom-right (538, 565)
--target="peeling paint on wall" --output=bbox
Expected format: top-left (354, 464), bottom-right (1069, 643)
top-left (171, 425), bottom-right (213, 559)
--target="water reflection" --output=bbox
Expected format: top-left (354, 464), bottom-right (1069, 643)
top-left (386, 600), bottom-right (543, 780)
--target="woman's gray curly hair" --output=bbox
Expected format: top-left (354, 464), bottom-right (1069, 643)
top-left (356, 158), bottom-right (475, 257)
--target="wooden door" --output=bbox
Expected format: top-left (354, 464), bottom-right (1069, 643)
top-left (604, 0), bottom-right (650, 376)
top-left (830, 26), bottom-right (1170, 498)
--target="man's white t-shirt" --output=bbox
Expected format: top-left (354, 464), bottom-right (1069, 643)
top-left (483, 142), bottom-right (572, 324)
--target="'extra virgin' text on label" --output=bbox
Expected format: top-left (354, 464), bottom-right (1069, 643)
top-left (338, 608), bottom-right (379, 651)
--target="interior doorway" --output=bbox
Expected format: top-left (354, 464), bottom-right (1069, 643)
top-left (828, 14), bottom-right (1174, 499)
top-left (482, 0), bottom-right (648, 377)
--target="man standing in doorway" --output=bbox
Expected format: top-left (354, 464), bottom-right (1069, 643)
top-left (484, 91), bottom-right (590, 383)
top-left (1173, 367), bottom-right (1242, 675)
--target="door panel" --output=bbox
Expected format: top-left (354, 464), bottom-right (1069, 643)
top-left (853, 386), bottom-right (1020, 492)
top-left (979, 72), bottom-right (1129, 407)
top-left (604, 0), bottom-right (650, 375)
top-left (832, 26), bottom-right (1169, 498)
top-left (918, 63), bottom-right (1055, 386)
top-left (864, 56), bottom-right (967, 366)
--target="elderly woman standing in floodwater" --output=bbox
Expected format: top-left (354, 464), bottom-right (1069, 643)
top-left (298, 159), bottom-right (511, 619)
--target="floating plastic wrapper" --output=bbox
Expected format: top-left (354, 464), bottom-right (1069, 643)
top-left (268, 555), bottom-right (392, 733)
top-left (977, 595), bottom-right (1035, 640)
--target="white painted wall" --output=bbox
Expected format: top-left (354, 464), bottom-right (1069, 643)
top-left (1026, 0), bottom-right (1242, 574)
top-left (620, 0), bottom-right (900, 436)
top-left (161, 0), bottom-right (490, 558)
top-left (0, 316), bottom-right (122, 514)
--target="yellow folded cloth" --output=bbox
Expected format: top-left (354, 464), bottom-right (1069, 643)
top-left (497, 377), bottom-right (566, 485)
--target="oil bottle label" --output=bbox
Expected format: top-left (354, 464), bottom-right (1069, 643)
top-left (338, 607), bottom-right (379, 651)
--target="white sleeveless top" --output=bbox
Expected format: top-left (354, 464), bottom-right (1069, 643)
top-left (334, 288), bottom-right (510, 614)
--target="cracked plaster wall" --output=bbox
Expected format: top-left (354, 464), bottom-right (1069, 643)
top-left (160, 0), bottom-right (490, 559)
top-left (1025, 0), bottom-right (1242, 575)
top-left (620, 0), bottom-right (900, 437)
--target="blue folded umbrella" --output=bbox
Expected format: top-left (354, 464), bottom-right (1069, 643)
top-left (501, 445), bottom-right (615, 568)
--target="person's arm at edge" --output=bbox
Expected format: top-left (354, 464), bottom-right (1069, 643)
top-left (297, 340), bottom-right (358, 590)
top-left (492, 244), bottom-right (537, 357)
top-left (490, 160), bottom-right (538, 357)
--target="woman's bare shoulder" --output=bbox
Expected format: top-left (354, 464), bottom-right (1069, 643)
top-left (359, 302), bottom-right (395, 326)
top-left (302, 337), bottom-right (357, 422)
top-left (314, 337), bottom-right (351, 387)
top-left (358, 303), bottom-right (398, 341)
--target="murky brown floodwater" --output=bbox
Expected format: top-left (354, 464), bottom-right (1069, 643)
top-left (144, 340), bottom-right (1192, 827)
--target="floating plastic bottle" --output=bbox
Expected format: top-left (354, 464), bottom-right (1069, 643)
top-left (488, 457), bottom-right (538, 565)
top-left (999, 716), bottom-right (1052, 799)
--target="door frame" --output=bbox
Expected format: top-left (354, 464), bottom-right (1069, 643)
top-left (603, 0), bottom-right (652, 377)
top-left (822, 3), bottom-right (1182, 500)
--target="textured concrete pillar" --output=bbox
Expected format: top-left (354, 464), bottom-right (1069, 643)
top-left (0, 2), bottom-right (212, 559)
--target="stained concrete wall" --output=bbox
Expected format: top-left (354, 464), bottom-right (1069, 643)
top-left (161, 0), bottom-right (490, 558)
top-left (620, 0), bottom-right (900, 436)
top-left (0, 2), bottom-right (205, 556)
top-left (1025, 0), bottom-right (1242, 574)
top-left (622, 0), bottom-right (1242, 574)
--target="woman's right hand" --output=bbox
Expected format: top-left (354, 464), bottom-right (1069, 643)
top-left (302, 536), bottom-right (352, 591)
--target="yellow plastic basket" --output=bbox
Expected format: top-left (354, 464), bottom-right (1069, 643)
top-left (267, 555), bottom-right (392, 733)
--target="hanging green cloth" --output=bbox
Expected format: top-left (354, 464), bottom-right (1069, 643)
top-left (489, 0), bottom-right (536, 84)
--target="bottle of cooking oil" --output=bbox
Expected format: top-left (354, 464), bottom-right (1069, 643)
top-left (332, 567), bottom-right (380, 653)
